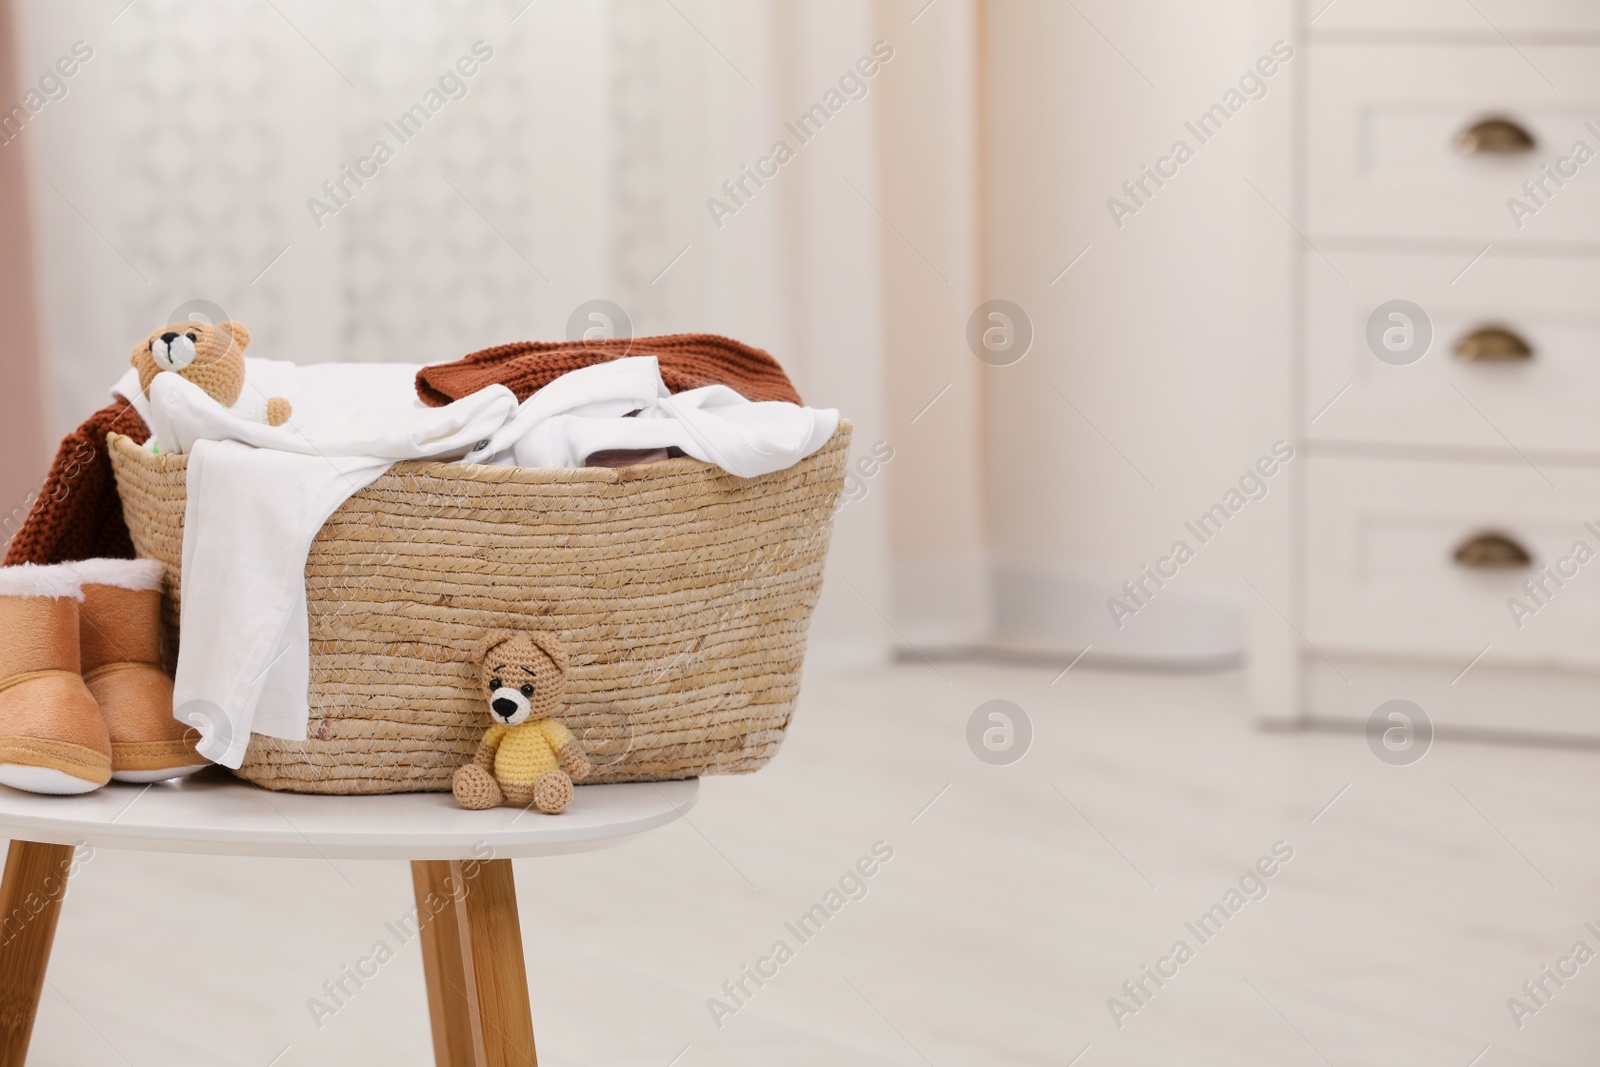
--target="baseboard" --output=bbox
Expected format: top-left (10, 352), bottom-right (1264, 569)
top-left (880, 556), bottom-right (1245, 670)
top-left (891, 553), bottom-right (995, 651)
top-left (803, 636), bottom-right (895, 674)
top-left (910, 642), bottom-right (1242, 673)
top-left (985, 560), bottom-right (1244, 669)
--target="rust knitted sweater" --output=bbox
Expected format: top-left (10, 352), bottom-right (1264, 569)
top-left (4, 399), bottom-right (150, 566)
top-left (414, 333), bottom-right (803, 407)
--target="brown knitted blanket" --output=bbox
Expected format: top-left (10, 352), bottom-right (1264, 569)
top-left (415, 333), bottom-right (803, 407)
top-left (4, 399), bottom-right (150, 566)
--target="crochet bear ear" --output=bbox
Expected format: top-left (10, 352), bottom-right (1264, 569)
top-left (471, 629), bottom-right (518, 664)
top-left (525, 631), bottom-right (569, 674)
top-left (219, 320), bottom-right (251, 352)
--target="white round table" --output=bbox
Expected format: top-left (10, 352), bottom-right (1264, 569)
top-left (0, 770), bottom-right (698, 1066)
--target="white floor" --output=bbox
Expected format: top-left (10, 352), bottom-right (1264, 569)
top-left (15, 661), bottom-right (1600, 1066)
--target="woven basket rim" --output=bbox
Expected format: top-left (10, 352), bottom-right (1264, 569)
top-left (107, 418), bottom-right (853, 485)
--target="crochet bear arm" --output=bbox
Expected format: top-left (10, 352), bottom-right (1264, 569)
top-left (473, 722), bottom-right (508, 772)
top-left (542, 719), bottom-right (591, 780)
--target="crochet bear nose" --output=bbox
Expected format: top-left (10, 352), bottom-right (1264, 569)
top-left (491, 697), bottom-right (518, 717)
top-left (152, 332), bottom-right (197, 371)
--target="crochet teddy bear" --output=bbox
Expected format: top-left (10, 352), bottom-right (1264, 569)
top-left (452, 630), bottom-right (591, 813)
top-left (131, 319), bottom-right (292, 426)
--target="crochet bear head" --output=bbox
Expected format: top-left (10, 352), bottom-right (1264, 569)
top-left (471, 630), bottom-right (568, 726)
top-left (130, 319), bottom-right (251, 406)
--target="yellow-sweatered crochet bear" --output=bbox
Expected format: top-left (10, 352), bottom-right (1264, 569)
top-left (452, 630), bottom-right (591, 814)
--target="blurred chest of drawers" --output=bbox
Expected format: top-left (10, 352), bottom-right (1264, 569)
top-left (1263, 1), bottom-right (1600, 740)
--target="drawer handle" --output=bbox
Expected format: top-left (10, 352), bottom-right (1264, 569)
top-left (1456, 117), bottom-right (1536, 155)
top-left (1454, 532), bottom-right (1532, 569)
top-left (1454, 326), bottom-right (1533, 362)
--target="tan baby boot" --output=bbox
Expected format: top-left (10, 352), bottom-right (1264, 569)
top-left (72, 559), bottom-right (207, 783)
top-left (0, 564), bottom-right (112, 794)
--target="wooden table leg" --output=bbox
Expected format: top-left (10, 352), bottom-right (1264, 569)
top-left (412, 858), bottom-right (537, 1067)
top-left (0, 841), bottom-right (75, 1066)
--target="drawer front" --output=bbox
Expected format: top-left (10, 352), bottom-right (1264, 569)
top-left (1307, 0), bottom-right (1600, 35)
top-left (1308, 46), bottom-right (1600, 242)
top-left (1305, 455), bottom-right (1600, 668)
top-left (1305, 250), bottom-right (1600, 453)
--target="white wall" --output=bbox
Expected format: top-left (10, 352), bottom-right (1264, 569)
top-left (874, 0), bottom-right (993, 650)
top-left (980, 0), bottom-right (1290, 665)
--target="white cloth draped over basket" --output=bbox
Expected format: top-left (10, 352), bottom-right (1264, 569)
top-left (112, 357), bottom-right (839, 769)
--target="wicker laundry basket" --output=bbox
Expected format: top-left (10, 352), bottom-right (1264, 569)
top-left (106, 423), bottom-right (850, 794)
